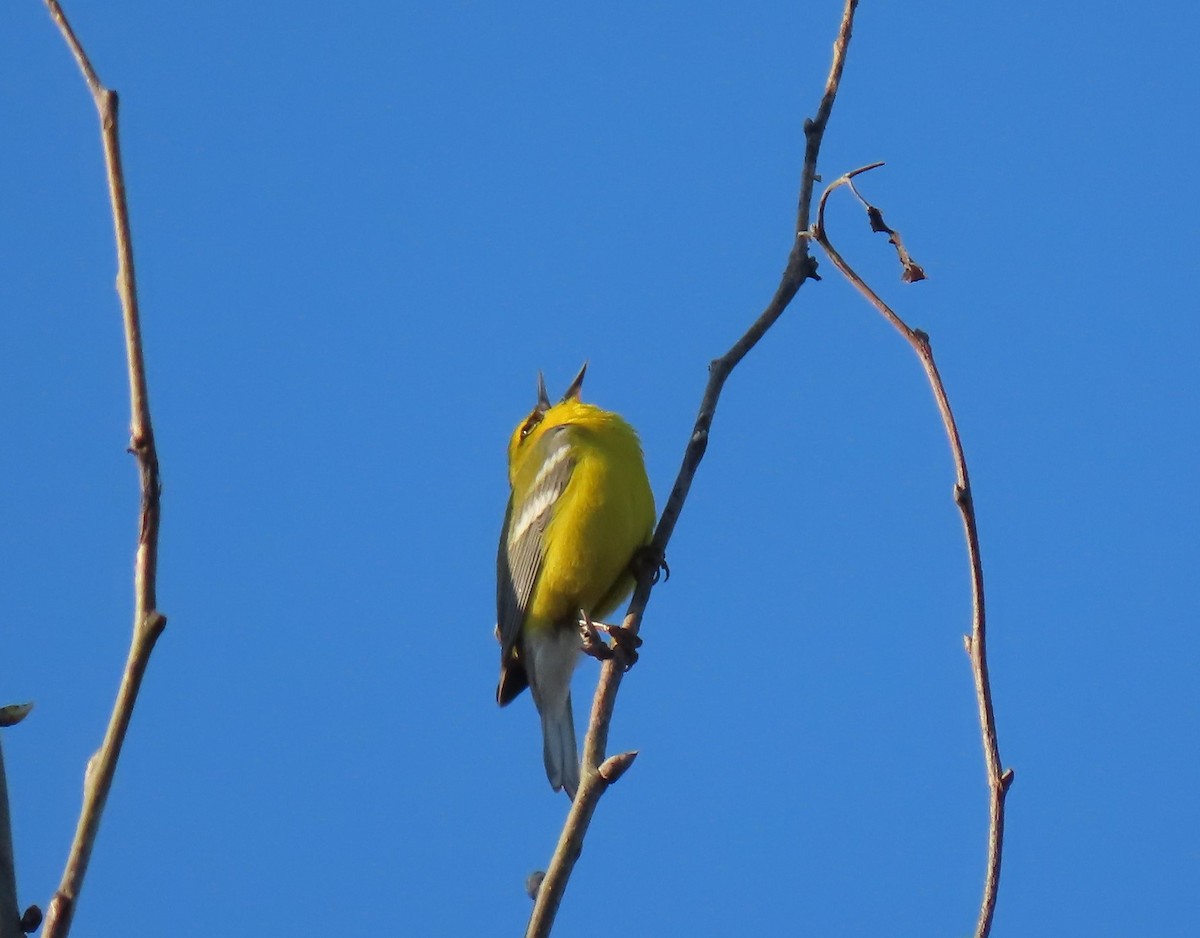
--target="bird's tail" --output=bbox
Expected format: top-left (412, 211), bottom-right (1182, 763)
top-left (541, 693), bottom-right (580, 800)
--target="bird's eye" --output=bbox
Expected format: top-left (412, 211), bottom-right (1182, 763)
top-left (519, 412), bottom-right (543, 440)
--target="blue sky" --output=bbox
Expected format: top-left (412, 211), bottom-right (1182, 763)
top-left (2, 1), bottom-right (1197, 934)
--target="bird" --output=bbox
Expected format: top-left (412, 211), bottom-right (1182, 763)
top-left (496, 364), bottom-right (655, 799)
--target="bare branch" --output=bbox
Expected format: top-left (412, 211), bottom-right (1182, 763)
top-left (40, 3), bottom-right (167, 936)
top-left (838, 171), bottom-right (927, 282)
top-left (523, 3), bottom-right (861, 935)
top-left (812, 168), bottom-right (1012, 938)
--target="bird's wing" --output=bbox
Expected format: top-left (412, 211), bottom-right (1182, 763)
top-left (496, 424), bottom-right (576, 659)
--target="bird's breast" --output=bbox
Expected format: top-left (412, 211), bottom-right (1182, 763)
top-left (528, 450), bottom-right (650, 625)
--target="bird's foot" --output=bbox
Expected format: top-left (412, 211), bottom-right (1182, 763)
top-left (632, 545), bottom-right (669, 585)
top-left (578, 608), bottom-right (642, 670)
top-left (603, 621), bottom-right (643, 670)
top-left (579, 608), bottom-right (614, 661)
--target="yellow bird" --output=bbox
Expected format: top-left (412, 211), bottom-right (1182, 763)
top-left (496, 364), bottom-right (655, 798)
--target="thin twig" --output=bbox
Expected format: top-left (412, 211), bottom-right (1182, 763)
top-left (40, 3), bottom-right (167, 937)
top-left (523, 3), bottom-right (860, 935)
top-left (812, 165), bottom-right (1013, 938)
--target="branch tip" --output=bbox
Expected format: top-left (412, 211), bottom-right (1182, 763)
top-left (598, 750), bottom-right (639, 784)
top-left (846, 160), bottom-right (886, 182)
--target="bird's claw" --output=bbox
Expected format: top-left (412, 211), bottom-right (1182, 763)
top-left (604, 622), bottom-right (643, 670)
top-left (632, 545), bottom-right (669, 584)
top-left (579, 609), bottom-right (614, 661)
top-left (578, 609), bottom-right (643, 670)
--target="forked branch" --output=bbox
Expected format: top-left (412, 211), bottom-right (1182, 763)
top-left (523, 3), bottom-right (860, 935)
top-left (40, 3), bottom-right (167, 937)
top-left (811, 164), bottom-right (1013, 938)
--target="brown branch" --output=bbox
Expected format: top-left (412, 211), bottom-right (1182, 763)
top-left (523, 3), bottom-right (860, 935)
top-left (40, 3), bottom-right (167, 937)
top-left (844, 175), bottom-right (927, 282)
top-left (811, 165), bottom-right (1013, 938)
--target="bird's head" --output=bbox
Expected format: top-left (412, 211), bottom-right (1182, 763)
top-left (507, 362), bottom-right (589, 469)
